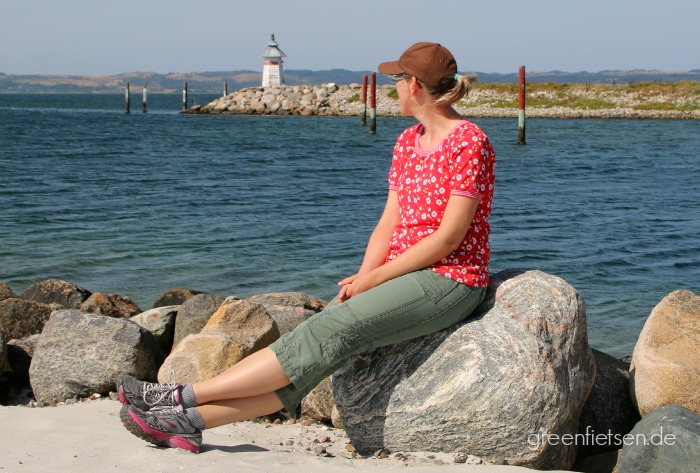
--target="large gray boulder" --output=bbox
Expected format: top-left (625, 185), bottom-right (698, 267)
top-left (617, 404), bottom-right (700, 473)
top-left (130, 306), bottom-right (179, 353)
top-left (20, 278), bottom-right (91, 309)
top-left (332, 269), bottom-right (595, 470)
top-left (29, 310), bottom-right (161, 405)
top-left (246, 292), bottom-right (327, 335)
top-left (158, 298), bottom-right (279, 384)
top-left (0, 298), bottom-right (61, 340)
top-left (577, 349), bottom-right (640, 458)
top-left (171, 294), bottom-right (225, 348)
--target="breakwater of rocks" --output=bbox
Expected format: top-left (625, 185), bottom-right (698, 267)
top-left (185, 83), bottom-right (700, 119)
top-left (1, 277), bottom-right (699, 471)
top-left (186, 83), bottom-right (368, 117)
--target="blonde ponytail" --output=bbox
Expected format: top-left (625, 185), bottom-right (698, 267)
top-left (431, 72), bottom-right (478, 106)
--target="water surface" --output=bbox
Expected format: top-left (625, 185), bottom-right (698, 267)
top-left (1, 94), bottom-right (698, 356)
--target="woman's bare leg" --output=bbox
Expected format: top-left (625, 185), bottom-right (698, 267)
top-left (192, 348), bottom-right (291, 405)
top-left (195, 392), bottom-right (284, 428)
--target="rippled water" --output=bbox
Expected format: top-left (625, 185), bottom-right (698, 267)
top-left (1, 94), bottom-right (698, 357)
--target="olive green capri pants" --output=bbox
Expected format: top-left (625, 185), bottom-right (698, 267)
top-left (269, 269), bottom-right (486, 413)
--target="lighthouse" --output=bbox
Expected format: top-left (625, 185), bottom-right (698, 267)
top-left (261, 34), bottom-right (286, 87)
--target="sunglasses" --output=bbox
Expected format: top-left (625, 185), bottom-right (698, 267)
top-left (387, 74), bottom-right (412, 83)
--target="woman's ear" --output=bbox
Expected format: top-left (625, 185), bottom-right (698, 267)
top-left (409, 76), bottom-right (420, 96)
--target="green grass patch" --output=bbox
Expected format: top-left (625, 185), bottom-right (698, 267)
top-left (347, 93), bottom-right (360, 103)
top-left (487, 100), bottom-right (520, 109)
top-left (452, 81), bottom-right (699, 111)
top-left (473, 83), bottom-right (519, 94)
top-left (387, 88), bottom-right (399, 99)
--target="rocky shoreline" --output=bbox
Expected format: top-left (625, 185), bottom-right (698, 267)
top-left (185, 83), bottom-right (700, 119)
top-left (1, 277), bottom-right (699, 472)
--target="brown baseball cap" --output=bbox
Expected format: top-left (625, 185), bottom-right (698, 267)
top-left (378, 42), bottom-right (458, 90)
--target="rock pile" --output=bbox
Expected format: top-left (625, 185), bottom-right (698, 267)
top-left (186, 83), bottom-right (700, 119)
top-left (187, 83), bottom-right (373, 116)
top-left (0, 274), bottom-right (698, 471)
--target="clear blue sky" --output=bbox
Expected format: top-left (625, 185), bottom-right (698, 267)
top-left (2, 0), bottom-right (698, 75)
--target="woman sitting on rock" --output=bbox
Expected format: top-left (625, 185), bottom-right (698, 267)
top-left (118, 41), bottom-right (496, 453)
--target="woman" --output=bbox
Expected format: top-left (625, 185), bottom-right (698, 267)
top-left (118, 42), bottom-right (496, 453)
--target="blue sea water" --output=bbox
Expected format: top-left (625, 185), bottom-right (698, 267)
top-left (1, 94), bottom-right (698, 357)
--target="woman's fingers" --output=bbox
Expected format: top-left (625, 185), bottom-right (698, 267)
top-left (337, 274), bottom-right (357, 286)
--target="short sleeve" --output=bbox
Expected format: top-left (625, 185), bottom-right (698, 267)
top-left (448, 134), bottom-right (495, 201)
top-left (388, 126), bottom-right (417, 191)
top-left (388, 144), bottom-right (401, 191)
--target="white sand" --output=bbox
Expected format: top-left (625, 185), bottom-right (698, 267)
top-left (0, 399), bottom-right (569, 473)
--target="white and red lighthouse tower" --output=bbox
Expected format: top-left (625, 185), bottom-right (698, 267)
top-left (261, 34), bottom-right (286, 87)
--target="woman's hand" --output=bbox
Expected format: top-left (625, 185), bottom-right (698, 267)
top-left (336, 271), bottom-right (381, 304)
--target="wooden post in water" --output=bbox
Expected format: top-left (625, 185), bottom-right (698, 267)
top-left (517, 66), bottom-right (526, 145)
top-left (224, 81), bottom-right (228, 97)
top-left (124, 82), bottom-right (130, 114)
top-left (142, 83), bottom-right (148, 113)
top-left (182, 82), bottom-right (188, 112)
top-left (369, 73), bottom-right (376, 135)
top-left (361, 75), bottom-right (368, 126)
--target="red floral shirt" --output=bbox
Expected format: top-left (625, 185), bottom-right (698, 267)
top-left (386, 120), bottom-right (496, 287)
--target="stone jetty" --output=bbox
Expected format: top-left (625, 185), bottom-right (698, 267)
top-left (186, 83), bottom-right (377, 117)
top-left (186, 83), bottom-right (700, 119)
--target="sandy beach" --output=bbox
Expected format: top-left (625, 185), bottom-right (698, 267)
top-left (0, 398), bottom-right (570, 473)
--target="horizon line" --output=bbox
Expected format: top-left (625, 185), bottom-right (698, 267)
top-left (2, 68), bottom-right (700, 77)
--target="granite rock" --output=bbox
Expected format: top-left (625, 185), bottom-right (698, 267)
top-left (172, 294), bottom-right (225, 348)
top-left (20, 278), bottom-right (91, 309)
top-left (29, 310), bottom-right (161, 404)
top-left (332, 269), bottom-right (595, 470)
top-left (6, 334), bottom-right (42, 379)
top-left (330, 404), bottom-right (343, 429)
top-left (301, 376), bottom-right (334, 423)
top-left (158, 298), bottom-right (279, 383)
top-left (577, 349), bottom-right (641, 458)
top-left (80, 292), bottom-right (142, 319)
top-left (630, 290), bottom-right (700, 417)
top-left (246, 292), bottom-right (327, 335)
top-left (0, 283), bottom-right (17, 302)
top-left (151, 287), bottom-right (203, 309)
top-left (130, 305), bottom-right (179, 353)
top-left (0, 298), bottom-right (61, 340)
top-left (617, 404), bottom-right (700, 473)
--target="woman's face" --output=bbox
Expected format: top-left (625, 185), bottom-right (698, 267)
top-left (395, 77), bottom-right (414, 116)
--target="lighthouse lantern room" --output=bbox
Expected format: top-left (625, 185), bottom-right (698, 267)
top-left (261, 34), bottom-right (286, 87)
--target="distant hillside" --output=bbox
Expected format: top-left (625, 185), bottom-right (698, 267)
top-left (1, 69), bottom-right (699, 94)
